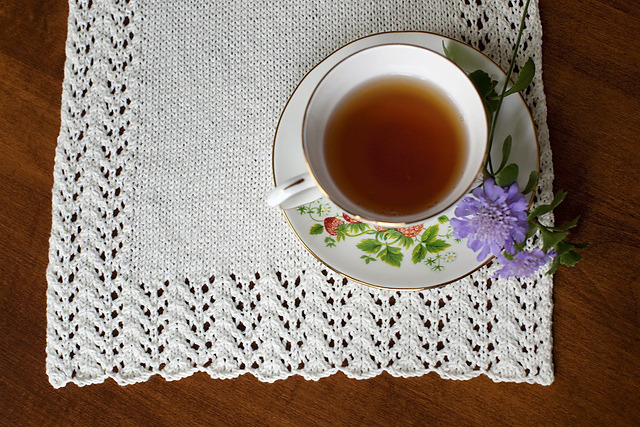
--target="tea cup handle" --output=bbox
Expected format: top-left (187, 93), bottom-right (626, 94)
top-left (266, 172), bottom-right (323, 208)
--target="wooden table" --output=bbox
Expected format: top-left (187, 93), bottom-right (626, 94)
top-left (1, 1), bottom-right (639, 425)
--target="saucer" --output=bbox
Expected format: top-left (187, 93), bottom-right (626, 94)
top-left (272, 32), bottom-right (540, 290)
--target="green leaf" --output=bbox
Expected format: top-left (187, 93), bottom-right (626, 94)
top-left (549, 215), bottom-right (580, 232)
top-left (550, 190), bottom-right (567, 209)
top-left (496, 136), bottom-right (512, 173)
top-left (559, 250), bottom-right (583, 267)
top-left (309, 224), bottom-right (324, 235)
top-left (441, 41), bottom-right (470, 68)
top-left (423, 239), bottom-right (451, 254)
top-left (548, 239), bottom-right (587, 272)
top-left (467, 69), bottom-right (500, 120)
top-left (528, 191), bottom-right (566, 219)
top-left (528, 204), bottom-right (553, 219)
top-left (324, 237), bottom-right (336, 247)
top-left (335, 224), bottom-right (348, 241)
top-left (547, 256), bottom-right (561, 275)
top-left (386, 229), bottom-right (404, 240)
top-left (378, 246), bottom-right (403, 267)
top-left (356, 222), bottom-right (369, 232)
top-left (346, 222), bottom-right (367, 234)
top-left (412, 244), bottom-right (427, 264)
top-left (360, 255), bottom-right (376, 264)
top-left (525, 220), bottom-right (538, 240)
top-left (490, 58), bottom-right (535, 99)
top-left (522, 170), bottom-right (539, 194)
top-left (386, 229), bottom-right (414, 249)
top-left (437, 215), bottom-right (449, 224)
top-left (421, 225), bottom-right (440, 243)
top-left (375, 230), bottom-right (390, 242)
top-left (554, 240), bottom-right (574, 256)
top-left (400, 235), bottom-right (414, 250)
top-left (540, 228), bottom-right (569, 252)
top-left (494, 163), bottom-right (519, 187)
top-left (468, 70), bottom-right (496, 98)
top-left (442, 41), bottom-right (457, 64)
top-left (484, 96), bottom-right (500, 117)
top-left (357, 239), bottom-right (383, 254)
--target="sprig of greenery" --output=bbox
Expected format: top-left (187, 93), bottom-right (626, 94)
top-left (444, 0), bottom-right (535, 177)
top-left (443, 0), bottom-right (587, 273)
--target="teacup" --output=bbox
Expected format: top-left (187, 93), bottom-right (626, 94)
top-left (267, 44), bottom-right (488, 226)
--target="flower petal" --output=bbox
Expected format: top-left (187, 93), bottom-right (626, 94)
top-left (476, 245), bottom-right (491, 261)
top-left (483, 178), bottom-right (504, 201)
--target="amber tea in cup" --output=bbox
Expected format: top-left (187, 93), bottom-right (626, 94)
top-left (323, 76), bottom-right (467, 219)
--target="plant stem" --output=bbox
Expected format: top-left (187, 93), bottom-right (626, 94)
top-left (531, 217), bottom-right (549, 233)
top-left (487, 0), bottom-right (532, 175)
top-left (309, 212), bottom-right (322, 222)
top-left (345, 231), bottom-right (369, 238)
top-left (309, 203), bottom-right (332, 222)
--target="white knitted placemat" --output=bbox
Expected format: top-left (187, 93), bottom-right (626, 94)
top-left (47, 0), bottom-right (554, 387)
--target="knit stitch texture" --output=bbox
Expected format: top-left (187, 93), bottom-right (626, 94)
top-left (47, 0), bottom-right (554, 388)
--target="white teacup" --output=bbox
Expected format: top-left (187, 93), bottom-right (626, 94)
top-left (267, 44), bottom-right (488, 226)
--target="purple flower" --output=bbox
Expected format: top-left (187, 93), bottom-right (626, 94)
top-left (494, 249), bottom-right (556, 279)
top-left (450, 178), bottom-right (529, 261)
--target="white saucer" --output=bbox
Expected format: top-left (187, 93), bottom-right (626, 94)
top-left (272, 32), bottom-right (539, 290)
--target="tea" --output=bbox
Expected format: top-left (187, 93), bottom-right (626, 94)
top-left (323, 76), bottom-right (468, 218)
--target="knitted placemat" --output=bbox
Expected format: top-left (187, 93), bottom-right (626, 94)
top-left (47, 0), bottom-right (554, 387)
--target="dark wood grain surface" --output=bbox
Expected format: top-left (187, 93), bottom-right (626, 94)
top-left (1, 1), bottom-right (639, 425)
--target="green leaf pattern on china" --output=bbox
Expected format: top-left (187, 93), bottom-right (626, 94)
top-left (298, 201), bottom-right (457, 271)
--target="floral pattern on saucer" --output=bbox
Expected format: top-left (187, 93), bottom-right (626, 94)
top-left (296, 200), bottom-right (460, 271)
